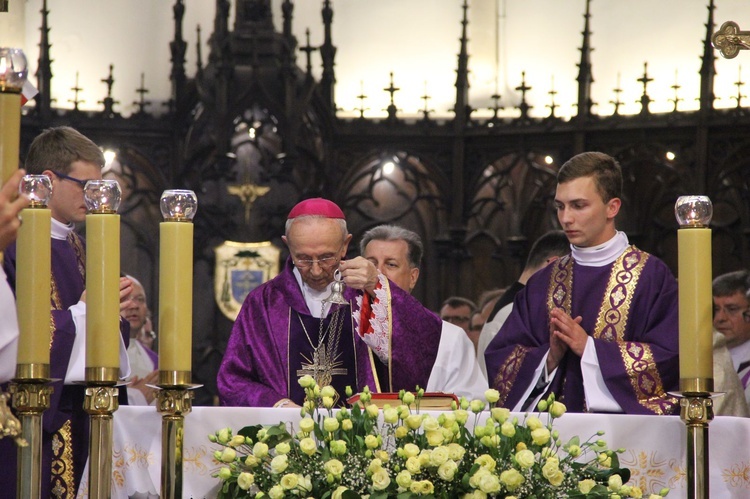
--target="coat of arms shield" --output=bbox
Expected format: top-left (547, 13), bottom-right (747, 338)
top-left (214, 241), bottom-right (281, 320)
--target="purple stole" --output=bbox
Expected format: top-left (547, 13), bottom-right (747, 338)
top-left (486, 246), bottom-right (679, 415)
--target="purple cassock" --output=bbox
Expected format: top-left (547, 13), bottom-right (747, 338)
top-left (485, 246), bottom-right (680, 415)
top-left (1, 230), bottom-right (130, 498)
top-left (218, 259), bottom-right (443, 407)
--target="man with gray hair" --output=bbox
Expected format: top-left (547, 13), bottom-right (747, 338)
top-left (360, 224), bottom-right (487, 400)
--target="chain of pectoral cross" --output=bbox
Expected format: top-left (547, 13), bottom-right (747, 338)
top-left (296, 305), bottom-right (348, 389)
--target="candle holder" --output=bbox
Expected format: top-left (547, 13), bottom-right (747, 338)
top-left (674, 195), bottom-right (714, 499)
top-left (157, 189), bottom-right (198, 498)
top-left (12, 174), bottom-right (53, 498)
top-left (83, 179), bottom-right (122, 499)
top-left (155, 371), bottom-right (201, 499)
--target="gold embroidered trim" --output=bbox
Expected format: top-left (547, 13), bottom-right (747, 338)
top-left (618, 341), bottom-right (675, 414)
top-left (547, 255), bottom-right (574, 315)
top-left (593, 247), bottom-right (649, 342)
top-left (492, 345), bottom-right (531, 408)
top-left (50, 420), bottom-right (75, 498)
top-left (68, 232), bottom-right (86, 280)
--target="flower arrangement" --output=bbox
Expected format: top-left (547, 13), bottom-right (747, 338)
top-left (209, 376), bottom-right (670, 498)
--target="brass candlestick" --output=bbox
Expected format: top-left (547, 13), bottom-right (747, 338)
top-left (156, 370), bottom-right (200, 499)
top-left (11, 363), bottom-right (52, 499)
top-left (675, 378), bottom-right (715, 499)
top-left (84, 367), bottom-right (119, 499)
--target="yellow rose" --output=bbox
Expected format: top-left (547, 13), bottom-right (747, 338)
top-left (371, 468), bottom-right (391, 491)
top-left (403, 443), bottom-right (420, 458)
top-left (515, 449), bottom-right (535, 468)
top-left (437, 460), bottom-right (458, 481)
top-left (405, 456), bottom-right (421, 474)
top-left (418, 451), bottom-right (431, 466)
top-left (598, 452), bottom-right (612, 468)
top-left (270, 454), bottom-right (288, 474)
top-left (480, 471), bottom-right (502, 493)
top-left (608, 474), bottom-right (623, 491)
top-left (447, 443), bottom-right (465, 461)
top-left (275, 442), bottom-right (290, 455)
top-left (252, 442), bottom-right (269, 459)
top-left (280, 473), bottom-right (299, 490)
top-left (396, 470), bottom-right (412, 488)
top-left (268, 485), bottom-right (284, 499)
top-left (220, 448), bottom-right (236, 463)
top-left (217, 428), bottom-right (231, 444)
top-left (244, 454), bottom-right (260, 468)
top-left (470, 399), bottom-right (486, 413)
top-left (342, 419), bottom-right (353, 431)
top-left (320, 385), bottom-right (336, 398)
top-left (324, 417), bottom-right (340, 432)
top-left (217, 467), bottom-right (232, 480)
top-left (375, 450), bottom-right (389, 462)
top-left (484, 388), bottom-right (500, 403)
top-left (549, 401), bottom-right (566, 418)
top-left (441, 412), bottom-right (456, 428)
top-left (490, 407), bottom-right (510, 423)
top-left (322, 396), bottom-right (335, 408)
top-left (501, 421), bottom-right (516, 437)
top-left (299, 417), bottom-right (315, 434)
top-left (298, 375), bottom-right (315, 388)
top-left (406, 414), bottom-right (423, 430)
top-left (579, 479), bottom-right (597, 494)
top-left (430, 446), bottom-right (450, 466)
top-left (454, 409), bottom-right (469, 425)
top-left (567, 444), bottom-right (581, 457)
top-left (299, 437), bottom-right (317, 456)
top-left (366, 404), bottom-right (380, 418)
top-left (526, 416), bottom-right (543, 430)
top-left (324, 458), bottom-right (344, 477)
top-left (229, 435), bottom-right (246, 447)
top-left (332, 486), bottom-right (348, 499)
top-left (237, 472), bottom-right (254, 490)
top-left (630, 486), bottom-right (643, 498)
top-left (420, 480), bottom-right (435, 495)
top-left (531, 427), bottom-right (551, 446)
top-left (474, 454), bottom-right (496, 471)
top-left (402, 391), bottom-right (416, 405)
top-left (383, 408), bottom-right (399, 424)
top-left (365, 434), bottom-right (380, 449)
top-left (395, 426), bottom-right (409, 439)
top-left (330, 439), bottom-right (347, 456)
top-left (426, 430), bottom-right (444, 447)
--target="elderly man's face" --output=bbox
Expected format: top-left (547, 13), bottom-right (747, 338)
top-left (713, 291), bottom-right (750, 349)
top-left (284, 217), bottom-right (350, 292)
top-left (123, 281), bottom-right (148, 336)
top-left (363, 239), bottom-right (419, 293)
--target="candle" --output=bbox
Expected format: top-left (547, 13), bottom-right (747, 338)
top-left (84, 180), bottom-right (122, 373)
top-left (0, 47), bottom-right (28, 185)
top-left (675, 196), bottom-right (713, 385)
top-left (15, 175), bottom-right (53, 367)
top-left (158, 190), bottom-right (198, 373)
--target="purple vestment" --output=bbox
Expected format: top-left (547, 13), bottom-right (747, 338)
top-left (485, 246), bottom-right (679, 415)
top-left (1, 231), bottom-right (130, 498)
top-left (217, 259), bottom-right (442, 407)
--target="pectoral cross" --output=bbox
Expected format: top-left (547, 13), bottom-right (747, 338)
top-left (297, 343), bottom-right (347, 390)
top-left (713, 21), bottom-right (750, 59)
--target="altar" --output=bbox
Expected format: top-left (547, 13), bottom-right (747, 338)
top-left (72, 406), bottom-right (750, 498)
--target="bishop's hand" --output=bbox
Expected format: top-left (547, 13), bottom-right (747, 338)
top-left (338, 256), bottom-right (379, 296)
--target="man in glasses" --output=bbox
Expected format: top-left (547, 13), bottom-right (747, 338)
top-left (1, 126), bottom-right (132, 498)
top-left (218, 198), bottom-right (447, 407)
top-left (713, 270), bottom-right (750, 408)
top-left (360, 224), bottom-right (487, 400)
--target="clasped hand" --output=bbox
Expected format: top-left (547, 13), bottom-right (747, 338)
top-left (547, 308), bottom-right (588, 372)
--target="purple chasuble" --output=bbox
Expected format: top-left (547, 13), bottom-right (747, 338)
top-left (218, 259), bottom-right (443, 407)
top-left (485, 247), bottom-right (679, 415)
top-left (1, 231), bottom-right (130, 498)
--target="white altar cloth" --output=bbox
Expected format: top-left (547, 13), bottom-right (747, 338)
top-left (76, 406), bottom-right (750, 498)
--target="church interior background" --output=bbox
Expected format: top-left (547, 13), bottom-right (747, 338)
top-left (4, 0), bottom-right (750, 404)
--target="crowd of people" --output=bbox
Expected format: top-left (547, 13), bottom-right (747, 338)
top-left (1, 127), bottom-right (750, 496)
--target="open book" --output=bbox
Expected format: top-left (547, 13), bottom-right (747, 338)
top-left (346, 392), bottom-right (459, 410)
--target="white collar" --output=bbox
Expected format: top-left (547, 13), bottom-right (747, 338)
top-left (292, 266), bottom-right (333, 318)
top-left (571, 231), bottom-right (629, 267)
top-left (51, 218), bottom-right (75, 241)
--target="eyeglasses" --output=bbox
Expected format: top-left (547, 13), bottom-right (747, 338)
top-left (743, 309), bottom-right (750, 323)
top-left (52, 170), bottom-right (90, 189)
top-left (294, 255), bottom-right (340, 270)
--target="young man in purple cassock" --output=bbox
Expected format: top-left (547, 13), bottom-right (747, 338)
top-left (218, 198), bottom-right (445, 408)
top-left (484, 152), bottom-right (680, 415)
top-left (1, 127), bottom-right (133, 498)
